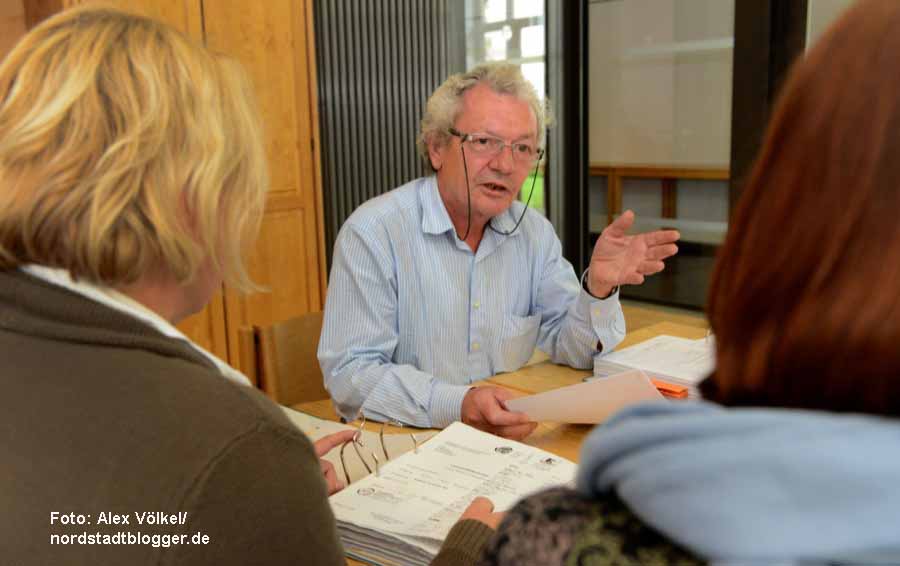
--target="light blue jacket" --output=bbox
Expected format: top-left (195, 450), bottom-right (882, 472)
top-left (578, 401), bottom-right (900, 564)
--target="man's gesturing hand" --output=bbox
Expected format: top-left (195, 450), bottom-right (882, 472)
top-left (461, 386), bottom-right (537, 440)
top-left (588, 209), bottom-right (680, 298)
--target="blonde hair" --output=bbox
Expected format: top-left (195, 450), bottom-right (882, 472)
top-left (0, 6), bottom-right (268, 291)
top-left (417, 62), bottom-right (551, 171)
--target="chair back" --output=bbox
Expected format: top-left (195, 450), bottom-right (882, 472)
top-left (237, 311), bottom-right (330, 406)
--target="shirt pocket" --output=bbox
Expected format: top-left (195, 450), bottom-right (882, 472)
top-left (497, 314), bottom-right (541, 372)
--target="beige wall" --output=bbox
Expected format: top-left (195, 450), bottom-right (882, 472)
top-left (1, 0), bottom-right (27, 62)
top-left (807, 0), bottom-right (856, 48)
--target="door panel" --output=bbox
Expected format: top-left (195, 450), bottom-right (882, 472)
top-left (203, 0), bottom-right (325, 371)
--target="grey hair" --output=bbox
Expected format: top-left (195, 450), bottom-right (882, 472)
top-left (417, 62), bottom-right (552, 171)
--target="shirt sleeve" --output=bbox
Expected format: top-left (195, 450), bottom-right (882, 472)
top-left (532, 225), bottom-right (626, 368)
top-left (318, 222), bottom-right (470, 428)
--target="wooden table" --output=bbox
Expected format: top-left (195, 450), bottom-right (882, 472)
top-left (295, 321), bottom-right (708, 565)
top-left (293, 321), bottom-right (708, 462)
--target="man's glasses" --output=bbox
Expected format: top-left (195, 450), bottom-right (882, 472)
top-left (339, 413), bottom-right (422, 485)
top-left (448, 128), bottom-right (543, 168)
top-left (447, 127), bottom-right (544, 238)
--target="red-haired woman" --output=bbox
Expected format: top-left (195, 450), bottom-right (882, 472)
top-left (480, 1), bottom-right (900, 563)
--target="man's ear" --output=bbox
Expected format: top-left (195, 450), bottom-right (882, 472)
top-left (428, 139), bottom-right (444, 171)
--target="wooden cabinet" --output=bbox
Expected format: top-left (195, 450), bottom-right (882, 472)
top-left (26, 0), bottom-right (327, 370)
top-left (1, 1), bottom-right (26, 61)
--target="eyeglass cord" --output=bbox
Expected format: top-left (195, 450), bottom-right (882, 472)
top-left (457, 145), bottom-right (539, 242)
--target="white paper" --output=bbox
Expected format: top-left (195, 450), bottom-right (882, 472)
top-left (329, 422), bottom-right (576, 558)
top-left (594, 334), bottom-right (715, 385)
top-left (504, 370), bottom-right (664, 423)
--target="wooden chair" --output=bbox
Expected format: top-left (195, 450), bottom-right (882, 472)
top-left (237, 311), bottom-right (330, 406)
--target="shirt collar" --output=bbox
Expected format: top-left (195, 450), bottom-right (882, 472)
top-left (489, 202), bottom-right (524, 236)
top-left (420, 176), bottom-right (524, 238)
top-left (420, 176), bottom-right (456, 235)
top-left (20, 264), bottom-right (251, 388)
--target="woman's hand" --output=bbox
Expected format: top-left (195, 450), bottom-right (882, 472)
top-left (313, 430), bottom-right (357, 495)
top-left (459, 496), bottom-right (505, 530)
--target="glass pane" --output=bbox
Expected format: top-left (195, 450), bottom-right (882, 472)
top-left (588, 0), bottom-right (734, 310)
top-left (513, 0), bottom-right (542, 20)
top-left (483, 27), bottom-right (510, 61)
top-left (466, 3), bottom-right (547, 217)
top-left (519, 171), bottom-right (544, 215)
top-left (520, 24), bottom-right (544, 58)
top-left (483, 0), bottom-right (506, 24)
top-left (520, 62), bottom-right (544, 101)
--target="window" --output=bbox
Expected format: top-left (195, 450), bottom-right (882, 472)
top-left (465, 0), bottom-right (546, 215)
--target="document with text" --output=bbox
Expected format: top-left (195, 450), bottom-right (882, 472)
top-left (328, 422), bottom-right (576, 566)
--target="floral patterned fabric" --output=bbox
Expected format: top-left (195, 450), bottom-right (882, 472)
top-left (478, 487), bottom-right (703, 566)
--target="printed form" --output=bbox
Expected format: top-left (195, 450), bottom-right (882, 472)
top-left (329, 422), bottom-right (576, 559)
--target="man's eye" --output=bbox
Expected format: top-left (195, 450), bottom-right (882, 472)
top-left (473, 137), bottom-right (492, 146)
top-left (514, 144), bottom-right (533, 155)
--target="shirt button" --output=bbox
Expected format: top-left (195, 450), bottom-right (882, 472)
top-left (472, 342), bottom-right (481, 351)
top-left (473, 301), bottom-right (481, 309)
top-left (593, 308), bottom-right (601, 317)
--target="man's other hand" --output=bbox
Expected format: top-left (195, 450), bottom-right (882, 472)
top-left (461, 386), bottom-right (537, 440)
top-left (588, 209), bottom-right (680, 297)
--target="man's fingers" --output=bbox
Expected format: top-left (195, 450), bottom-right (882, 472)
top-left (624, 273), bottom-right (645, 285)
top-left (478, 388), bottom-right (532, 427)
top-left (314, 429), bottom-right (358, 457)
top-left (644, 229), bottom-right (680, 246)
top-left (485, 403), bottom-right (533, 427)
top-left (647, 243), bottom-right (678, 261)
top-left (638, 260), bottom-right (665, 275)
top-left (494, 422), bottom-right (538, 441)
top-left (604, 209), bottom-right (635, 238)
top-left (491, 387), bottom-right (519, 402)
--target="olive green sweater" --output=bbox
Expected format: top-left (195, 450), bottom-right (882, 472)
top-left (0, 269), bottom-right (492, 565)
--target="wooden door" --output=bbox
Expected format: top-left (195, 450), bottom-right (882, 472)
top-left (1, 0), bottom-right (26, 61)
top-left (203, 0), bottom-right (327, 372)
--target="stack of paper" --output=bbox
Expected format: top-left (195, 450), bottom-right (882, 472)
top-left (329, 422), bottom-right (577, 566)
top-left (592, 334), bottom-right (715, 398)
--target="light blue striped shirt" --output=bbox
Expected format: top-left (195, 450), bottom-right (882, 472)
top-left (318, 176), bottom-right (625, 428)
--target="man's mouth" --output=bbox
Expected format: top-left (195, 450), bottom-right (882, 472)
top-left (480, 182), bottom-right (508, 194)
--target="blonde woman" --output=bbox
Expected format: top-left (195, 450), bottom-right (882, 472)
top-left (0, 8), bottom-right (495, 565)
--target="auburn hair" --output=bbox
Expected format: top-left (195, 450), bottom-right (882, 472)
top-left (705, 0), bottom-right (900, 416)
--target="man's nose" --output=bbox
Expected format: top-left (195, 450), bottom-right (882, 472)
top-left (488, 145), bottom-right (515, 173)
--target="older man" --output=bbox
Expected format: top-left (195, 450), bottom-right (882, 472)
top-left (319, 63), bottom-right (679, 439)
